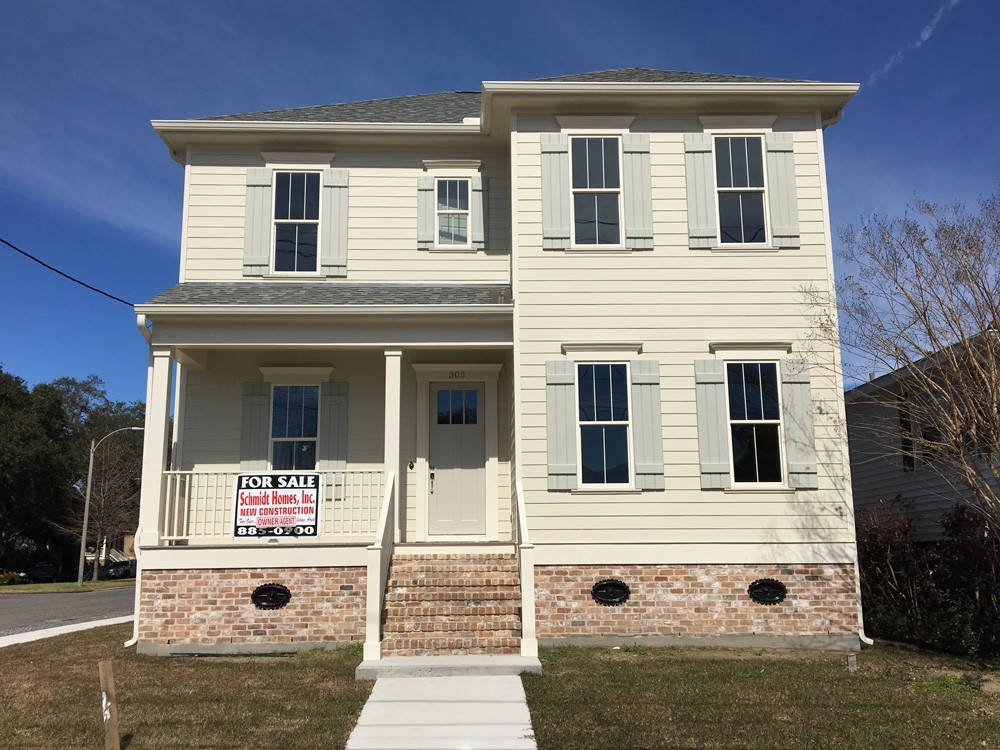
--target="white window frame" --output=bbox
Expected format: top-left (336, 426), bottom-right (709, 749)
top-left (574, 361), bottom-right (635, 488)
top-left (569, 135), bottom-right (625, 249)
top-left (270, 170), bottom-right (322, 275)
top-left (434, 177), bottom-right (472, 249)
top-left (711, 132), bottom-right (771, 248)
top-left (269, 383), bottom-right (320, 471)
top-left (723, 360), bottom-right (786, 487)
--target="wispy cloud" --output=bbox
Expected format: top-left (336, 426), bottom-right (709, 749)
top-left (867, 0), bottom-right (963, 86)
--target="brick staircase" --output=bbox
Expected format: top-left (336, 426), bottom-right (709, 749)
top-left (381, 553), bottom-right (522, 656)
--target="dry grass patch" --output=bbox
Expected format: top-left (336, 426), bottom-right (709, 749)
top-left (0, 580), bottom-right (135, 594)
top-left (523, 644), bottom-right (1000, 750)
top-left (0, 624), bottom-right (370, 748)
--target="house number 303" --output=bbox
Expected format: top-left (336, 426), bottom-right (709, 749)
top-left (448, 371), bottom-right (466, 379)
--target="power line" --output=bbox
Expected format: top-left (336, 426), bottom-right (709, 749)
top-left (0, 235), bottom-right (134, 307)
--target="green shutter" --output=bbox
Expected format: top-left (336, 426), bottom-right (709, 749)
top-left (471, 174), bottom-right (488, 250)
top-left (684, 133), bottom-right (717, 249)
top-left (240, 381), bottom-right (270, 471)
top-left (766, 133), bottom-right (800, 249)
top-left (243, 168), bottom-right (272, 276)
top-left (321, 168), bottom-right (348, 277)
top-left (546, 360), bottom-right (577, 490)
top-left (417, 174), bottom-right (434, 250)
top-left (694, 360), bottom-right (731, 489)
top-left (781, 359), bottom-right (818, 489)
top-left (317, 381), bottom-right (348, 472)
top-left (630, 359), bottom-right (665, 490)
top-left (623, 134), bottom-right (654, 251)
top-left (540, 134), bottom-right (570, 250)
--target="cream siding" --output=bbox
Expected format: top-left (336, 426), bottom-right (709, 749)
top-left (181, 150), bottom-right (510, 283)
top-left (512, 115), bottom-right (854, 551)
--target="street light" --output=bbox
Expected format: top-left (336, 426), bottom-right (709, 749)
top-left (77, 426), bottom-right (144, 585)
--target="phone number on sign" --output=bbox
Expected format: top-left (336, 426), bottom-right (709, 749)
top-left (235, 525), bottom-right (316, 537)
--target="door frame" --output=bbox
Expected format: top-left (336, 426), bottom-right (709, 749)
top-left (413, 363), bottom-right (502, 542)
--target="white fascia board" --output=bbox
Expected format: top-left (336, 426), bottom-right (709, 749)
top-left (481, 81), bottom-right (860, 125)
top-left (151, 119), bottom-right (482, 134)
top-left (133, 303), bottom-right (513, 318)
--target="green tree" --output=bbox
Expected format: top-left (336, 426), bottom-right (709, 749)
top-left (0, 367), bottom-right (74, 570)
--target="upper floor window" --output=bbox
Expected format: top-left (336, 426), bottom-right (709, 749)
top-left (271, 385), bottom-right (319, 470)
top-left (715, 136), bottom-right (767, 245)
top-left (273, 171), bottom-right (320, 272)
top-left (571, 137), bottom-right (621, 245)
top-left (727, 362), bottom-right (783, 483)
top-left (577, 362), bottom-right (631, 485)
top-left (436, 178), bottom-right (470, 246)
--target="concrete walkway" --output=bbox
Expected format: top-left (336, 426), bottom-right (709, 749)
top-left (0, 615), bottom-right (133, 649)
top-left (346, 675), bottom-right (537, 750)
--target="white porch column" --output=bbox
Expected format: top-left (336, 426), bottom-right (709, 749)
top-left (137, 347), bottom-right (174, 549)
top-left (383, 349), bottom-right (402, 542)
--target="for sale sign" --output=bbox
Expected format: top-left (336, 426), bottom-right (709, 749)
top-left (233, 472), bottom-right (322, 538)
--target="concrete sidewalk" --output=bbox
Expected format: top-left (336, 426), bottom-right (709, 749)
top-left (0, 615), bottom-right (134, 649)
top-left (346, 675), bottom-right (537, 750)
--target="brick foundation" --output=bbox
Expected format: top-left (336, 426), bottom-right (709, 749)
top-left (138, 567), bottom-right (365, 650)
top-left (534, 564), bottom-right (857, 640)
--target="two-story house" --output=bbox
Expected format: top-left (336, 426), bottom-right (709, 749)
top-left (132, 68), bottom-right (862, 668)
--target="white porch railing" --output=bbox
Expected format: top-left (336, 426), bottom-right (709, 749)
top-left (512, 480), bottom-right (538, 658)
top-left (364, 471), bottom-right (396, 661)
top-left (160, 470), bottom-right (384, 543)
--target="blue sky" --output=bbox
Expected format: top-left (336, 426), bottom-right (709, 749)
top-left (1, 0), bottom-right (997, 402)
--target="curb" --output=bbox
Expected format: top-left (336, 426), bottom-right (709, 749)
top-left (0, 615), bottom-right (134, 649)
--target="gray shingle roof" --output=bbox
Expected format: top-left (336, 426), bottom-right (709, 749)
top-left (143, 283), bottom-right (513, 307)
top-left (202, 91), bottom-right (481, 123)
top-left (201, 68), bottom-right (808, 123)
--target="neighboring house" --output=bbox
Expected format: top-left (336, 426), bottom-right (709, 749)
top-left (133, 68), bottom-right (862, 664)
top-left (847, 354), bottom-right (992, 542)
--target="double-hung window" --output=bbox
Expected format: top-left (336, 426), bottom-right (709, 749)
top-left (436, 178), bottom-right (470, 246)
top-left (271, 385), bottom-right (319, 470)
top-left (571, 137), bottom-right (621, 245)
top-left (577, 363), bottom-right (631, 485)
top-left (727, 362), bottom-right (783, 483)
top-left (715, 136), bottom-right (767, 245)
top-left (273, 171), bottom-right (320, 272)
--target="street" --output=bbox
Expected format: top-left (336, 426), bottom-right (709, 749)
top-left (0, 586), bottom-right (134, 636)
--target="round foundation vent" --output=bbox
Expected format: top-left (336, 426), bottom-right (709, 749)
top-left (747, 578), bottom-right (787, 606)
top-left (591, 578), bottom-right (631, 606)
top-left (251, 583), bottom-right (292, 610)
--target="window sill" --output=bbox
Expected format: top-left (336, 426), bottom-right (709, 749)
top-left (426, 246), bottom-right (479, 253)
top-left (568, 245), bottom-right (629, 252)
top-left (723, 486), bottom-right (796, 494)
top-left (708, 245), bottom-right (780, 254)
top-left (570, 487), bottom-right (642, 495)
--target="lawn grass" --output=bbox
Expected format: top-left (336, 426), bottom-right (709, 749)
top-left (522, 644), bottom-right (1000, 750)
top-left (0, 624), bottom-right (371, 749)
top-left (0, 579), bottom-right (136, 594)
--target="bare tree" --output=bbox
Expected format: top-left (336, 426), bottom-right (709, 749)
top-left (834, 193), bottom-right (1000, 530)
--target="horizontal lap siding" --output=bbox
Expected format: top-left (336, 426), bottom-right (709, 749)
top-left (847, 399), bottom-right (972, 541)
top-left (513, 118), bottom-right (852, 548)
top-left (182, 151), bottom-right (511, 283)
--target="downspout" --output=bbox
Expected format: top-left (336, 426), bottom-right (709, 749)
top-left (125, 313), bottom-right (152, 648)
top-left (855, 560), bottom-right (874, 646)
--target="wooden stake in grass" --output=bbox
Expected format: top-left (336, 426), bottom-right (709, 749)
top-left (98, 660), bottom-right (121, 750)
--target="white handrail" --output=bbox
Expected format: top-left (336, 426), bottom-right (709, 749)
top-left (364, 471), bottom-right (396, 661)
top-left (514, 480), bottom-right (538, 658)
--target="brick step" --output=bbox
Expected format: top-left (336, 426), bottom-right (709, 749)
top-left (385, 589), bottom-right (520, 604)
top-left (384, 603), bottom-right (520, 619)
top-left (389, 573), bottom-right (521, 589)
top-left (390, 566), bottom-right (517, 576)
top-left (382, 635), bottom-right (521, 656)
top-left (384, 617), bottom-right (521, 634)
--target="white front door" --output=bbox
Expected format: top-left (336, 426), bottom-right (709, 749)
top-left (428, 382), bottom-right (487, 536)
